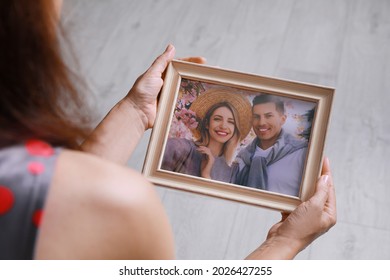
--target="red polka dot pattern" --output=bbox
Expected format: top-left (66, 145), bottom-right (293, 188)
top-left (25, 139), bottom-right (54, 157)
top-left (28, 162), bottom-right (45, 175)
top-left (0, 186), bottom-right (14, 215)
top-left (32, 210), bottom-right (43, 227)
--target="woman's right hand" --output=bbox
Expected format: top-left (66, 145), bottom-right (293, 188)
top-left (125, 46), bottom-right (206, 130)
top-left (246, 157), bottom-right (336, 259)
top-left (197, 146), bottom-right (215, 179)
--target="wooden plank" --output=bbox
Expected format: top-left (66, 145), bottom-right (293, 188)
top-left (329, 0), bottom-right (390, 232)
top-left (310, 222), bottom-right (390, 259)
top-left (162, 189), bottom-right (239, 259)
top-left (276, 0), bottom-right (350, 86)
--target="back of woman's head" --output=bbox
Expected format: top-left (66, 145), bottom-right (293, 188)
top-left (0, 0), bottom-right (90, 149)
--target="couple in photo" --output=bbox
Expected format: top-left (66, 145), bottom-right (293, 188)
top-left (162, 88), bottom-right (308, 197)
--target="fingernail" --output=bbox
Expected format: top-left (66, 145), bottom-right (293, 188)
top-left (322, 175), bottom-right (329, 184)
top-left (165, 44), bottom-right (173, 52)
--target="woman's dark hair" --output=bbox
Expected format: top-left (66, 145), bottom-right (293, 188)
top-left (0, 0), bottom-right (91, 149)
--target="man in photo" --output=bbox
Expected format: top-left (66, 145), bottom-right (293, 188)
top-left (235, 94), bottom-right (308, 196)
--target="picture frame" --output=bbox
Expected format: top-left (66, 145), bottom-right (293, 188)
top-left (142, 60), bottom-right (334, 212)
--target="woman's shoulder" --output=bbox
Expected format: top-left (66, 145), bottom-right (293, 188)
top-left (53, 150), bottom-right (163, 220)
top-left (54, 149), bottom-right (154, 203)
top-left (36, 149), bottom-right (174, 259)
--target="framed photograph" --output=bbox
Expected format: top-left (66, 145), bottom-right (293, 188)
top-left (142, 60), bottom-right (334, 212)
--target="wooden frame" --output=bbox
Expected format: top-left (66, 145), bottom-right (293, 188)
top-left (142, 60), bottom-right (334, 212)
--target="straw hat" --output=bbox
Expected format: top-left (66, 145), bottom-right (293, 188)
top-left (190, 88), bottom-right (252, 141)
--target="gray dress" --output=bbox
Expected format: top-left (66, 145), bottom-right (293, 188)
top-left (161, 138), bottom-right (237, 183)
top-left (0, 140), bottom-right (61, 260)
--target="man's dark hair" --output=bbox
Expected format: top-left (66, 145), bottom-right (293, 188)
top-left (252, 94), bottom-right (285, 114)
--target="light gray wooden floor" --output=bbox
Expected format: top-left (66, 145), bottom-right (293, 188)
top-left (62, 0), bottom-right (390, 259)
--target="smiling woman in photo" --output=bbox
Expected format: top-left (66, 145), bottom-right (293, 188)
top-left (161, 88), bottom-right (252, 183)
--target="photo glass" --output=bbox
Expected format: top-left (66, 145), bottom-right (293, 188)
top-left (161, 78), bottom-right (316, 198)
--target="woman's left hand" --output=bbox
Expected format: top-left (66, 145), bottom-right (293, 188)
top-left (246, 157), bottom-right (336, 259)
top-left (126, 44), bottom-right (206, 129)
top-left (197, 146), bottom-right (215, 179)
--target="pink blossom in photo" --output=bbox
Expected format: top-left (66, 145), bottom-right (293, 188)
top-left (175, 108), bottom-right (198, 129)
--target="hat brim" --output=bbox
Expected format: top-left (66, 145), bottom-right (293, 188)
top-left (189, 88), bottom-right (252, 141)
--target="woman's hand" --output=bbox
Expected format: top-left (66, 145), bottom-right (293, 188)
top-left (198, 146), bottom-right (215, 179)
top-left (126, 44), bottom-right (206, 129)
top-left (246, 157), bottom-right (336, 259)
top-left (81, 45), bottom-right (205, 164)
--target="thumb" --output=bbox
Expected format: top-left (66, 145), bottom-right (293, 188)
top-left (149, 44), bottom-right (176, 74)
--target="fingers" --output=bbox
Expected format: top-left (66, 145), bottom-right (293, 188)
top-left (179, 57), bottom-right (207, 64)
top-left (310, 174), bottom-right (330, 207)
top-left (320, 158), bottom-right (337, 225)
top-left (321, 157), bottom-right (331, 176)
top-left (150, 45), bottom-right (206, 77)
top-left (325, 167), bottom-right (336, 216)
top-left (326, 180), bottom-right (337, 214)
top-left (280, 212), bottom-right (290, 221)
top-left (309, 156), bottom-right (333, 204)
top-left (149, 44), bottom-right (176, 75)
top-left (196, 146), bottom-right (211, 155)
top-left (319, 156), bottom-right (335, 207)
